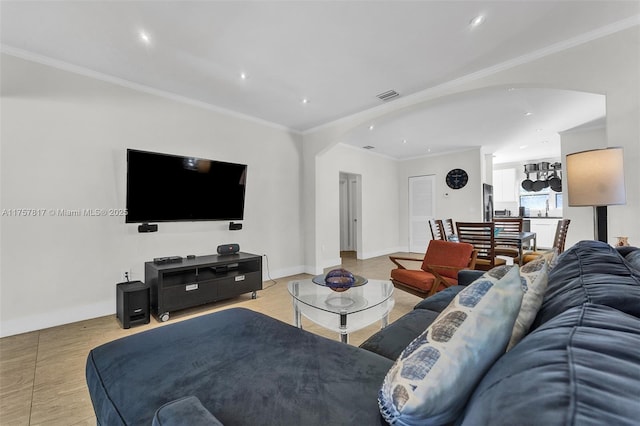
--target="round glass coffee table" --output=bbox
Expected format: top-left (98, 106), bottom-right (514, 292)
top-left (287, 278), bottom-right (394, 343)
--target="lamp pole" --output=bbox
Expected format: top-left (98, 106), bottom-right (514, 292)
top-left (594, 205), bottom-right (607, 243)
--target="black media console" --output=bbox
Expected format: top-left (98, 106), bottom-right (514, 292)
top-left (145, 252), bottom-right (263, 322)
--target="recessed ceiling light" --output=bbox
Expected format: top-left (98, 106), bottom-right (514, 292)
top-left (427, 148), bottom-right (431, 153)
top-left (138, 30), bottom-right (151, 45)
top-left (524, 112), bottom-right (533, 116)
top-left (302, 98), bottom-right (309, 104)
top-left (402, 139), bottom-right (407, 144)
top-left (369, 124), bottom-right (375, 131)
top-left (469, 15), bottom-right (485, 27)
top-left (240, 72), bottom-right (247, 80)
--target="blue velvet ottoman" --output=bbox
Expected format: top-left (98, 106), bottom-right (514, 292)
top-left (86, 308), bottom-right (391, 425)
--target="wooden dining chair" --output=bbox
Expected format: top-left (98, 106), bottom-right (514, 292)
top-left (443, 218), bottom-right (455, 240)
top-left (428, 219), bottom-right (446, 241)
top-left (455, 221), bottom-right (507, 271)
top-left (520, 219), bottom-right (571, 264)
top-left (390, 239), bottom-right (478, 297)
top-left (493, 217), bottom-right (523, 261)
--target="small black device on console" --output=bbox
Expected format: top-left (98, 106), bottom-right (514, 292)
top-left (211, 262), bottom-right (239, 274)
top-left (153, 256), bottom-right (183, 265)
top-left (229, 222), bottom-right (243, 231)
top-left (186, 255), bottom-right (196, 260)
top-left (138, 223), bottom-right (158, 233)
top-left (116, 280), bottom-right (150, 329)
top-left (217, 243), bottom-right (240, 256)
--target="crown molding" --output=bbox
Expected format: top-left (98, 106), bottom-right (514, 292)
top-left (0, 45), bottom-right (301, 135)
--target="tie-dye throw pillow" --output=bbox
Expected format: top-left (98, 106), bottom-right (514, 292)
top-left (378, 265), bottom-right (524, 425)
top-left (506, 256), bottom-right (549, 350)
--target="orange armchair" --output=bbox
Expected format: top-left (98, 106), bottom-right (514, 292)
top-left (389, 240), bottom-right (477, 297)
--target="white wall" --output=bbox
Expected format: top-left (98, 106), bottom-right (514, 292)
top-left (398, 149), bottom-right (483, 251)
top-left (0, 54), bottom-right (304, 337)
top-left (316, 144), bottom-right (400, 268)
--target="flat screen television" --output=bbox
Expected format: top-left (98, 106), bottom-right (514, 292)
top-left (126, 149), bottom-right (247, 223)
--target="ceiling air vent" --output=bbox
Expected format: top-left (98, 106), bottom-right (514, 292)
top-left (362, 145), bottom-right (375, 150)
top-left (376, 90), bottom-right (400, 101)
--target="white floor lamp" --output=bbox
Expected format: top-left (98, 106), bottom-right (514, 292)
top-left (566, 147), bottom-right (626, 243)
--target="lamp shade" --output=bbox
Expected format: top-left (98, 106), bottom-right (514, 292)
top-left (566, 147), bottom-right (626, 207)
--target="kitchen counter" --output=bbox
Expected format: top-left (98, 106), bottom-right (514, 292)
top-left (526, 218), bottom-right (562, 248)
top-left (524, 216), bottom-right (563, 219)
top-left (494, 216), bottom-right (563, 219)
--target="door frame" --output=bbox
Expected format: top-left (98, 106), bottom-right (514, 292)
top-left (408, 175), bottom-right (436, 253)
top-left (339, 172), bottom-right (362, 258)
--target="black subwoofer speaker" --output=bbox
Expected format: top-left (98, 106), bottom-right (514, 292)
top-left (116, 281), bottom-right (150, 329)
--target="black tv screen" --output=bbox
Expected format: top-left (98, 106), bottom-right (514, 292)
top-left (126, 149), bottom-right (247, 223)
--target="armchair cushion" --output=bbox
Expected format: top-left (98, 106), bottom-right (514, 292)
top-left (359, 309), bottom-right (441, 361)
top-left (421, 240), bottom-right (475, 279)
top-left (390, 269), bottom-right (456, 294)
top-left (457, 270), bottom-right (484, 286)
top-left (361, 286), bottom-right (467, 361)
top-left (413, 286), bottom-right (465, 312)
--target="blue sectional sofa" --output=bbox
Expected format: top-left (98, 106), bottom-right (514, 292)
top-left (86, 241), bottom-right (640, 425)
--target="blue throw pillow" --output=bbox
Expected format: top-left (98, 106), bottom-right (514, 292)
top-left (378, 266), bottom-right (524, 425)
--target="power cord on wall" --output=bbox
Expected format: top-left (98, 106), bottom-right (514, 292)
top-left (262, 253), bottom-right (278, 290)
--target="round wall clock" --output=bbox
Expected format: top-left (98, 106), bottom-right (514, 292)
top-left (446, 168), bottom-right (469, 189)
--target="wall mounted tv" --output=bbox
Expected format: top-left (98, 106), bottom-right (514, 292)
top-left (126, 149), bottom-right (247, 223)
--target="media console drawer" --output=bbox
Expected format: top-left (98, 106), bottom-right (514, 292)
top-left (145, 252), bottom-right (262, 322)
top-left (217, 272), bottom-right (262, 299)
top-left (161, 279), bottom-right (219, 312)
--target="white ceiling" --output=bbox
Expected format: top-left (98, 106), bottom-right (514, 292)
top-left (1, 1), bottom-right (638, 162)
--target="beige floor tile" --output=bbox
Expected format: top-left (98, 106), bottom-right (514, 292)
top-left (0, 332), bottom-right (39, 425)
top-left (0, 384), bottom-right (33, 426)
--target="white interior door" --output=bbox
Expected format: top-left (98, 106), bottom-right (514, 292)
top-left (409, 175), bottom-right (435, 253)
top-left (339, 173), bottom-right (359, 252)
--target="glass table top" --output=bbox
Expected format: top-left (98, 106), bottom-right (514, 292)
top-left (287, 278), bottom-right (394, 315)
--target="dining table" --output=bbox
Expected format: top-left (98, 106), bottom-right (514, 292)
top-left (495, 231), bottom-right (537, 265)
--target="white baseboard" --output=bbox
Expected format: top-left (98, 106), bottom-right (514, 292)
top-left (301, 258), bottom-right (340, 276)
top-left (359, 246), bottom-right (406, 260)
top-left (0, 300), bottom-right (114, 338)
top-left (304, 265), bottom-right (324, 275)
top-left (264, 265), bottom-right (306, 281)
